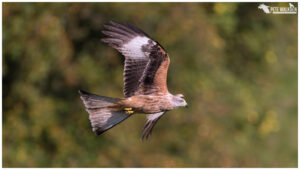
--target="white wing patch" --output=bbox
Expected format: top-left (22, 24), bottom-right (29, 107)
top-left (121, 36), bottom-right (156, 59)
top-left (146, 112), bottom-right (165, 121)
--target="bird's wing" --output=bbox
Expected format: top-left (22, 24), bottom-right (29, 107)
top-left (137, 42), bottom-right (170, 95)
top-left (101, 21), bottom-right (158, 97)
top-left (141, 112), bottom-right (165, 140)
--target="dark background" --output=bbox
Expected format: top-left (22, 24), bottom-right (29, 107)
top-left (3, 2), bottom-right (298, 167)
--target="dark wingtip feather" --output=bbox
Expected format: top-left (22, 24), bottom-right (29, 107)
top-left (101, 38), bottom-right (108, 43)
top-left (108, 21), bottom-right (147, 37)
top-left (79, 89), bottom-right (89, 95)
top-left (125, 23), bottom-right (148, 36)
top-left (110, 20), bottom-right (119, 25)
top-left (103, 24), bottom-right (111, 29)
top-left (95, 128), bottom-right (105, 135)
top-left (101, 30), bottom-right (111, 36)
top-left (141, 121), bottom-right (153, 140)
top-left (101, 38), bottom-right (123, 44)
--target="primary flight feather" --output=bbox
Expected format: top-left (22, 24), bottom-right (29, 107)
top-left (79, 21), bottom-right (188, 140)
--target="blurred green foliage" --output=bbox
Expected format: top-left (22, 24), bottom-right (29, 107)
top-left (3, 2), bottom-right (297, 167)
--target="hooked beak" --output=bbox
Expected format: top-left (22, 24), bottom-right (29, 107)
top-left (181, 101), bottom-right (188, 108)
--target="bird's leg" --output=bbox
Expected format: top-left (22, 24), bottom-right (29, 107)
top-left (126, 111), bottom-right (134, 114)
top-left (124, 107), bottom-right (134, 114)
top-left (124, 107), bottom-right (132, 111)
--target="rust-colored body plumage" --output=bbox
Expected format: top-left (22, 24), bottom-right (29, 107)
top-left (116, 94), bottom-right (174, 114)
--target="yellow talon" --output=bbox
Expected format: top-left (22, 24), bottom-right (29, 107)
top-left (124, 107), bottom-right (132, 111)
top-left (125, 110), bottom-right (134, 114)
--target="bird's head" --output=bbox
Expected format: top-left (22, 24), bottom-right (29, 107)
top-left (172, 94), bottom-right (188, 108)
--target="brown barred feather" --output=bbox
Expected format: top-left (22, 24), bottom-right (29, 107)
top-left (138, 45), bottom-right (170, 95)
top-left (124, 68), bottom-right (148, 97)
top-left (123, 59), bottom-right (148, 97)
top-left (102, 21), bottom-right (170, 97)
top-left (102, 21), bottom-right (154, 97)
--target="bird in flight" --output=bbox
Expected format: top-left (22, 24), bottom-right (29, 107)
top-left (79, 21), bottom-right (188, 140)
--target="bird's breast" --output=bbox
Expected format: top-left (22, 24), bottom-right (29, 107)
top-left (121, 95), bottom-right (173, 114)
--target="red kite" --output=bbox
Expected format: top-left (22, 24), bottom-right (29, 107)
top-left (79, 21), bottom-right (188, 140)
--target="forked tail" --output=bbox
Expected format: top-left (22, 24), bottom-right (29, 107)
top-left (79, 90), bottom-right (131, 135)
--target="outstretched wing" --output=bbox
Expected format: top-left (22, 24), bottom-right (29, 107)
top-left (137, 43), bottom-right (170, 95)
top-left (102, 21), bottom-right (170, 97)
top-left (141, 112), bottom-right (165, 140)
top-left (101, 21), bottom-right (157, 97)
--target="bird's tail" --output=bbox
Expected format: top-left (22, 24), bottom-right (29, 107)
top-left (79, 90), bottom-right (131, 135)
